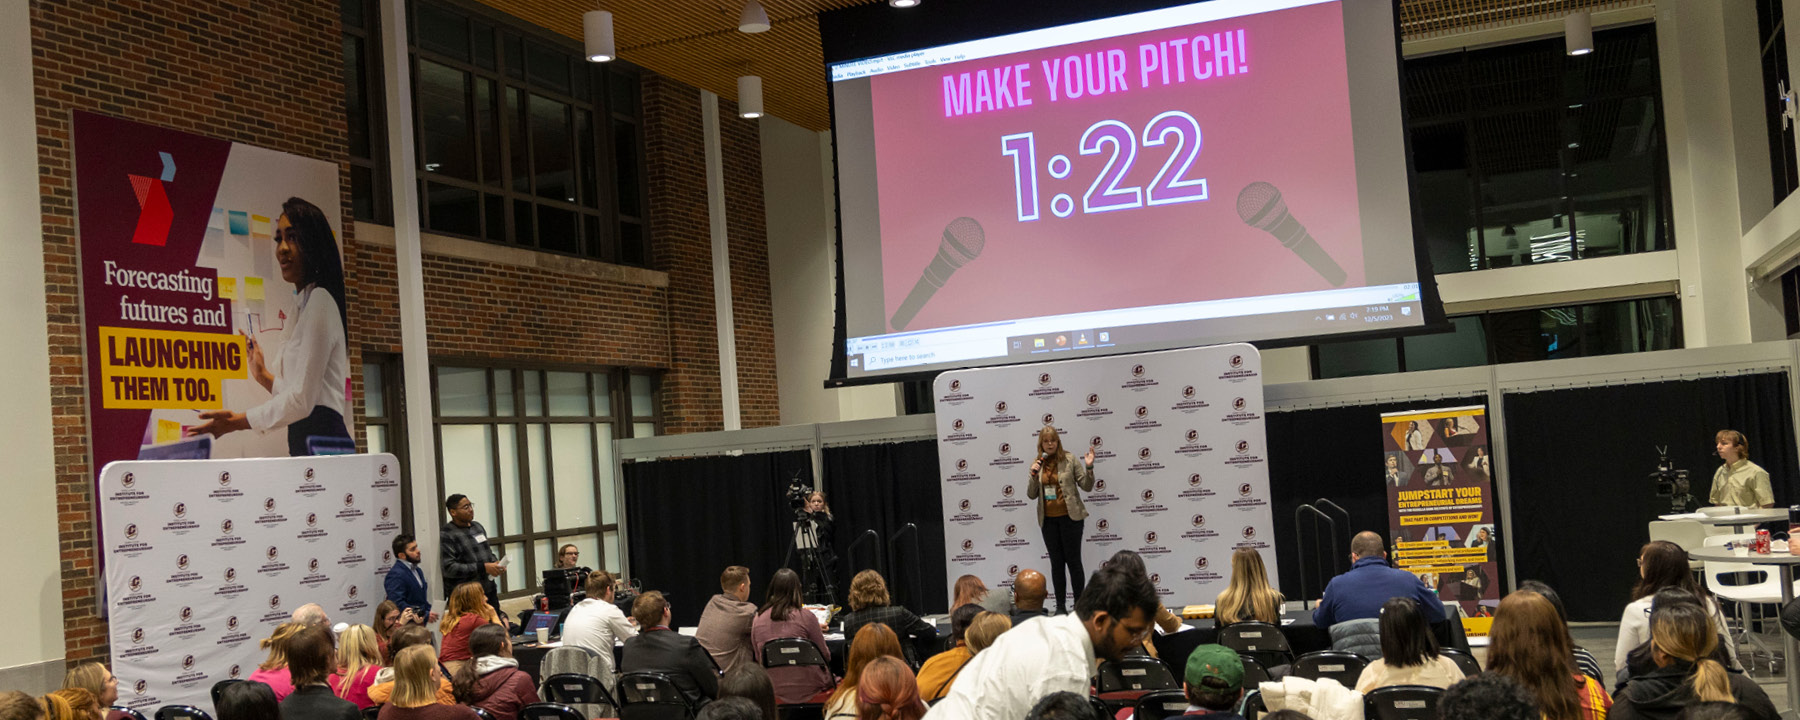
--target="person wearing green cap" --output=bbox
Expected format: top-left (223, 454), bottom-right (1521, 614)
top-left (1182, 644), bottom-right (1248, 719)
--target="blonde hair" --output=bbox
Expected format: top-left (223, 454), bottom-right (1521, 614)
top-left (38, 694), bottom-right (74, 720)
top-left (60, 662), bottom-right (109, 702)
top-left (441, 582), bottom-right (498, 635)
top-left (848, 570), bottom-right (891, 611)
top-left (1216, 548), bottom-right (1284, 625)
top-left (1650, 603), bottom-right (1734, 703)
top-left (965, 612), bottom-right (1012, 654)
top-left (258, 622), bottom-right (306, 671)
top-left (45, 689), bottom-right (94, 720)
top-left (1037, 426), bottom-right (1064, 459)
top-left (391, 644), bottom-right (441, 708)
top-left (1716, 430), bottom-right (1749, 460)
top-left (335, 624), bottom-right (382, 699)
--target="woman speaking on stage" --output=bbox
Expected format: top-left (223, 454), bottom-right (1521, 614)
top-left (1026, 425), bottom-right (1096, 615)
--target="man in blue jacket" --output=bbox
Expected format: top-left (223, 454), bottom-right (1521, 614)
top-left (1313, 531), bottom-right (1445, 627)
top-left (384, 533), bottom-right (438, 623)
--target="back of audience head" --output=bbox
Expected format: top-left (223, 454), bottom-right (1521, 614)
top-left (832, 623), bottom-right (903, 706)
top-left (35, 695), bottom-right (70, 720)
top-left (259, 621), bottom-right (305, 670)
top-left (1515, 581), bottom-right (1571, 624)
top-left (952, 575), bottom-right (988, 608)
top-left (1350, 531), bottom-right (1386, 559)
top-left (1440, 674), bottom-right (1540, 720)
top-left (1265, 712), bottom-right (1313, 720)
top-left (1183, 645), bottom-right (1245, 711)
top-left (720, 664), bottom-right (779, 720)
top-left (1012, 569), bottom-right (1048, 611)
top-left (1650, 603), bottom-right (1732, 702)
top-left (216, 680), bottom-right (280, 720)
top-left (1378, 597), bottom-right (1440, 668)
top-left (291, 602), bottom-right (330, 627)
top-left (0, 691), bottom-right (40, 720)
top-left (965, 612), bottom-right (1012, 654)
top-left (762, 568), bottom-right (805, 622)
top-left (43, 690), bottom-right (93, 720)
top-left (1101, 549), bottom-right (1148, 575)
top-left (1651, 587), bottom-right (1702, 613)
top-left (389, 624), bottom-right (436, 656)
top-left (1677, 702), bottom-right (1750, 720)
top-left (1488, 591), bottom-right (1578, 720)
top-left (633, 590), bottom-right (670, 628)
top-left (286, 623), bottom-right (339, 687)
top-left (721, 565), bottom-right (751, 599)
top-left (948, 603), bottom-right (983, 645)
top-left (586, 569), bottom-right (617, 599)
top-left (1025, 691), bottom-right (1098, 720)
top-left (337, 624), bottom-right (381, 676)
top-left (392, 644), bottom-right (442, 708)
top-left (61, 662), bottom-right (117, 708)
top-left (697, 696), bottom-right (763, 720)
top-left (1218, 547), bottom-right (1284, 624)
top-left (1633, 541), bottom-right (1705, 601)
top-left (855, 656), bottom-right (925, 720)
top-left (452, 623), bottom-right (513, 702)
top-left (1074, 560), bottom-right (1159, 661)
top-left (849, 570), bottom-right (892, 611)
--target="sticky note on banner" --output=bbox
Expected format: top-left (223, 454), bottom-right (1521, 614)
top-left (228, 210), bottom-right (249, 235)
top-left (251, 214), bottom-right (272, 236)
top-left (245, 277), bottom-right (264, 301)
top-left (208, 207), bottom-right (226, 230)
top-left (155, 419), bottom-right (181, 444)
top-left (219, 277), bottom-right (237, 300)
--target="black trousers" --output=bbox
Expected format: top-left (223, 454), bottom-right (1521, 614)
top-left (1042, 514), bottom-right (1086, 612)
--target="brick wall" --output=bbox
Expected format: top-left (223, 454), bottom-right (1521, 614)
top-left (36, 1), bottom-right (777, 662)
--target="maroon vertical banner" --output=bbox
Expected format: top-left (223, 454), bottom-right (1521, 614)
top-left (1379, 405), bottom-right (1497, 634)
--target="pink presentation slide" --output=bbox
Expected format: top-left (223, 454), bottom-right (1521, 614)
top-left (871, 2), bottom-right (1363, 334)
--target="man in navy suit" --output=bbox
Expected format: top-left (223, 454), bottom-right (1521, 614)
top-left (384, 533), bottom-right (438, 623)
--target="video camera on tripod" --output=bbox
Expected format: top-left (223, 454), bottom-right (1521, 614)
top-left (1650, 444), bottom-right (1693, 514)
top-left (785, 473), bottom-right (836, 604)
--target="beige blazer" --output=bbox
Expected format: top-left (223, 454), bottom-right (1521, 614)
top-left (1027, 451), bottom-right (1096, 525)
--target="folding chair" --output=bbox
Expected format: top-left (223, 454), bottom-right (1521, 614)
top-left (617, 671), bottom-right (701, 720)
top-left (1131, 689), bottom-right (1192, 720)
top-left (1439, 649), bottom-right (1481, 676)
top-left (154, 707), bottom-right (214, 720)
top-left (1365, 685), bottom-right (1446, 720)
top-left (1095, 654), bottom-right (1180, 712)
top-left (762, 637), bottom-right (834, 719)
top-left (520, 703), bottom-right (588, 720)
top-left (1218, 622), bottom-right (1295, 670)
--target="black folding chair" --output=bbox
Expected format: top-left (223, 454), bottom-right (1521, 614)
top-left (208, 679), bottom-right (241, 707)
top-left (520, 702), bottom-right (588, 720)
top-left (762, 636), bottom-right (833, 719)
top-left (541, 672), bottom-right (618, 709)
top-left (1132, 689), bottom-right (1192, 720)
top-left (110, 708), bottom-right (149, 720)
top-left (470, 708), bottom-right (499, 720)
top-left (1217, 622), bottom-right (1294, 670)
top-left (154, 707), bottom-right (215, 720)
top-left (1365, 685), bottom-right (1446, 720)
top-left (1242, 690), bottom-right (1267, 720)
top-left (1291, 650), bottom-right (1368, 687)
top-left (361, 707), bottom-right (382, 720)
top-left (1239, 654), bottom-right (1274, 688)
top-left (1095, 655), bottom-right (1180, 711)
top-left (1440, 649), bottom-right (1481, 676)
top-left (616, 671), bottom-right (700, 720)
top-left (1088, 694), bottom-right (1114, 720)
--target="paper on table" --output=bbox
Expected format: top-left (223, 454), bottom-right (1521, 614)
top-left (1280, 619), bottom-right (1296, 626)
top-left (1659, 512), bottom-right (1707, 520)
top-left (677, 627), bottom-right (699, 636)
top-left (245, 277), bottom-right (264, 301)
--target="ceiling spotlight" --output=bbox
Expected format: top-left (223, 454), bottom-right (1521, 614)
top-left (890, 0), bottom-right (921, 7)
top-left (1565, 10), bottom-right (1593, 56)
top-left (584, 10), bottom-right (615, 62)
top-left (739, 0), bottom-right (771, 33)
top-left (738, 75), bottom-right (764, 119)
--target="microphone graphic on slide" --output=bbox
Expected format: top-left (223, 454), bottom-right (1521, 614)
top-left (1236, 182), bottom-right (1348, 287)
top-left (890, 217), bottom-right (986, 331)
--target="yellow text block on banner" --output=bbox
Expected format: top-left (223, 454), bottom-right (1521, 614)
top-left (1396, 564), bottom-right (1471, 574)
top-left (97, 327), bottom-right (247, 409)
top-left (1397, 547), bottom-right (1491, 561)
top-left (1396, 540), bottom-right (1452, 550)
top-left (1462, 616), bottom-right (1494, 638)
top-left (1400, 512), bottom-right (1484, 525)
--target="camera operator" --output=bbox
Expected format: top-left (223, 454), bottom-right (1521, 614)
top-left (540, 544), bottom-right (591, 612)
top-left (798, 490), bottom-right (838, 602)
top-left (1710, 429), bottom-right (1774, 508)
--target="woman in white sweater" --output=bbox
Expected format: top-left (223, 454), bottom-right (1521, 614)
top-left (1354, 597), bottom-right (1465, 693)
top-left (1614, 541), bottom-right (1735, 675)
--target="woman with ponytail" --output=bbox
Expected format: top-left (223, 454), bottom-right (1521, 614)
top-left (1612, 603), bottom-right (1777, 720)
top-left (855, 656), bottom-right (927, 720)
top-left (448, 624), bottom-right (538, 720)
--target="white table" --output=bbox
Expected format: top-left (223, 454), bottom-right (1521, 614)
top-left (1662, 509), bottom-right (1789, 534)
top-left (1689, 545), bottom-right (1800, 712)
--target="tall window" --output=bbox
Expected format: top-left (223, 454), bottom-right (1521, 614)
top-left (1760, 0), bottom-right (1800, 204)
top-left (409, 0), bottom-right (649, 264)
top-left (1406, 23), bottom-right (1671, 274)
top-left (343, 0), bottom-right (392, 224)
top-left (433, 365), bottom-right (660, 597)
top-left (1313, 296), bottom-right (1681, 378)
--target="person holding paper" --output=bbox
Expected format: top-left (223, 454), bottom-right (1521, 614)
top-left (442, 494), bottom-right (505, 616)
top-left (1027, 425), bottom-right (1096, 615)
top-left (188, 197), bottom-right (352, 456)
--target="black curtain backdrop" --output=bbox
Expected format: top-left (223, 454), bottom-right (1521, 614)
top-left (1264, 396), bottom-right (1490, 601)
top-left (1503, 373), bottom-right (1799, 621)
top-left (822, 440), bottom-right (948, 614)
top-left (624, 451), bottom-right (813, 627)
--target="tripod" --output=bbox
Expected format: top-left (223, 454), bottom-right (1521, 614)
top-left (790, 512), bottom-right (837, 605)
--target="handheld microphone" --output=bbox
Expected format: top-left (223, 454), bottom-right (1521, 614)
top-left (1236, 182), bottom-right (1347, 287)
top-left (890, 217), bottom-right (985, 331)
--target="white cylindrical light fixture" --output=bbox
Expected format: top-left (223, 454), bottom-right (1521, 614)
top-left (584, 10), bottom-right (616, 62)
top-left (889, 0), bottom-right (921, 6)
top-left (1565, 10), bottom-right (1593, 56)
top-left (739, 0), bottom-right (771, 33)
top-left (738, 75), bottom-right (764, 119)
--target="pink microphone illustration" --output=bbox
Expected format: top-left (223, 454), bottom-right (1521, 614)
top-left (891, 217), bottom-right (985, 331)
top-left (1236, 182), bottom-right (1347, 287)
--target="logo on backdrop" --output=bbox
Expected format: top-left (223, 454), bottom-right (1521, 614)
top-left (1185, 555), bottom-right (1224, 582)
top-left (1077, 392), bottom-right (1113, 419)
top-left (1177, 430), bottom-right (1212, 457)
top-left (993, 484), bottom-right (1026, 510)
top-left (1029, 373), bottom-right (1064, 399)
top-left (1243, 526), bottom-right (1257, 539)
top-left (1183, 513), bottom-right (1218, 540)
top-left (945, 418), bottom-right (975, 444)
top-left (122, 473), bottom-right (136, 489)
top-left (950, 379), bottom-right (961, 392)
top-left (1130, 446), bottom-right (1165, 474)
top-left (129, 576), bottom-right (143, 592)
top-left (1088, 517), bottom-right (1123, 545)
top-left (1041, 413), bottom-right (1055, 426)
top-left (173, 503), bottom-right (186, 518)
top-left (1086, 477), bottom-right (1118, 505)
top-left (1123, 364), bottom-right (1159, 391)
top-left (1131, 488), bottom-right (1168, 516)
top-left (125, 524), bottom-right (139, 540)
top-left (132, 628), bottom-right (145, 645)
top-left (995, 401), bottom-right (1007, 413)
top-left (1039, 373), bottom-right (1051, 386)
top-left (1174, 385), bottom-right (1209, 412)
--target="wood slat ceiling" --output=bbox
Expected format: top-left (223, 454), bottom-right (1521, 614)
top-left (475, 0), bottom-right (1656, 132)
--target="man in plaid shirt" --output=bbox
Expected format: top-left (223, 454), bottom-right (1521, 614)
top-left (441, 493), bottom-right (504, 615)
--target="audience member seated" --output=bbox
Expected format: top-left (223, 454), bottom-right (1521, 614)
top-left (696, 697), bottom-right (763, 720)
top-left (1263, 711), bottom-right (1312, 720)
top-left (378, 645), bottom-right (480, 720)
top-left (1099, 550), bottom-right (1194, 657)
top-left (1352, 598), bottom-right (1464, 693)
top-left (283, 623), bottom-right (362, 720)
top-left (562, 569), bottom-right (638, 679)
top-left (917, 604), bottom-right (984, 702)
top-left (44, 689), bottom-right (96, 720)
top-left (1616, 542), bottom-right (1736, 676)
top-left (720, 664), bottom-right (780, 720)
top-left (856, 656), bottom-right (927, 720)
top-left (1181, 645), bottom-right (1248, 719)
top-left (248, 622), bottom-right (305, 700)
top-left (369, 626), bottom-right (455, 705)
top-left (1312, 532), bottom-right (1444, 628)
top-left (951, 575), bottom-right (989, 612)
top-left (750, 568), bottom-right (834, 704)
top-left (1441, 674), bottom-right (1541, 720)
top-left (698, 565), bottom-right (759, 676)
top-left (1611, 603), bottom-right (1777, 720)
top-left (60, 662), bottom-right (121, 720)
top-left (1517, 581), bottom-right (1601, 683)
top-left (215, 681), bottom-right (281, 720)
top-left (828, 623), bottom-right (905, 720)
top-left (927, 559), bottom-right (1160, 720)
top-left (1024, 692), bottom-right (1099, 720)
top-left (1008, 570), bottom-right (1052, 627)
top-left (622, 590), bottom-right (721, 707)
top-left (1677, 703), bottom-right (1752, 720)
top-left (1489, 591), bottom-right (1610, 720)
top-left (293, 602), bottom-right (332, 628)
top-left (329, 624), bottom-right (385, 708)
top-left (964, 612), bottom-right (1011, 655)
top-left (374, 600), bottom-right (402, 662)
top-left (842, 570), bottom-right (939, 667)
top-left (1217, 547), bottom-right (1284, 628)
top-left (450, 623), bottom-right (540, 720)
top-left (36, 693), bottom-right (71, 720)
top-left (0, 691), bottom-right (40, 720)
top-left (1621, 589), bottom-right (1737, 689)
top-left (441, 582), bottom-right (501, 674)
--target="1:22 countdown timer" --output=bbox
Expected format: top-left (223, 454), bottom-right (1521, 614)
top-left (1001, 110), bottom-right (1209, 222)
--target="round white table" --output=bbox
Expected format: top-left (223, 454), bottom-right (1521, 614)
top-left (1688, 545), bottom-right (1800, 713)
top-left (1690, 509), bottom-right (1791, 533)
